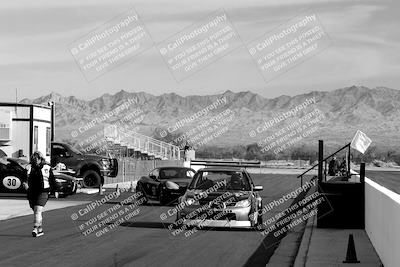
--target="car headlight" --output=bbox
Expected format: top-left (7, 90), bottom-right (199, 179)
top-left (235, 199), bottom-right (251, 207)
top-left (55, 178), bottom-right (66, 183)
top-left (101, 159), bottom-right (110, 168)
top-left (165, 181), bottom-right (179, 190)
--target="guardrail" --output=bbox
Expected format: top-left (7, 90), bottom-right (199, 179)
top-left (364, 176), bottom-right (400, 267)
top-left (105, 125), bottom-right (180, 160)
top-left (297, 142), bottom-right (351, 186)
top-left (189, 160), bottom-right (261, 170)
top-left (128, 132), bottom-right (180, 160)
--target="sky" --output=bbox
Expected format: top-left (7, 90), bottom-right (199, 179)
top-left (0, 0), bottom-right (399, 102)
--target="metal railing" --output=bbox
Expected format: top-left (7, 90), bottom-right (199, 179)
top-left (297, 142), bottom-right (351, 186)
top-left (105, 126), bottom-right (180, 160)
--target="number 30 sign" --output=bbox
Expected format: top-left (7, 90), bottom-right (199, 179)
top-left (2, 176), bottom-right (21, 190)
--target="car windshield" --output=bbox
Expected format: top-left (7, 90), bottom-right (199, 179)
top-left (189, 171), bottom-right (251, 191)
top-left (159, 168), bottom-right (193, 180)
top-left (64, 143), bottom-right (82, 155)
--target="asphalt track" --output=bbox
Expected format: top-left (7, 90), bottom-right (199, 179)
top-left (0, 174), bottom-right (313, 267)
top-left (366, 170), bottom-right (400, 194)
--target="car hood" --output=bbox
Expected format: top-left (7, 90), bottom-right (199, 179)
top-left (162, 178), bottom-right (191, 186)
top-left (80, 154), bottom-right (110, 161)
top-left (185, 189), bottom-right (251, 203)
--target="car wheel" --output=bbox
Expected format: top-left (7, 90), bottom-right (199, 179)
top-left (159, 188), bottom-right (168, 206)
top-left (82, 170), bottom-right (101, 188)
top-left (255, 204), bottom-right (263, 230)
top-left (256, 212), bottom-right (263, 229)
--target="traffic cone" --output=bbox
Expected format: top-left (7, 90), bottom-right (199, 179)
top-left (343, 234), bottom-right (360, 263)
top-left (130, 181), bottom-right (135, 193)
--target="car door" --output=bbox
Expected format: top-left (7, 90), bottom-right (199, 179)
top-left (0, 159), bottom-right (26, 193)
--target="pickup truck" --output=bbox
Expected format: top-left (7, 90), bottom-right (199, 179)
top-left (51, 142), bottom-right (118, 187)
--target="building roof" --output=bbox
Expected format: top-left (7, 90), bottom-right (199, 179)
top-left (0, 102), bottom-right (51, 109)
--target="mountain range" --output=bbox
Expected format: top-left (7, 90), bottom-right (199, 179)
top-left (20, 86), bottom-right (400, 152)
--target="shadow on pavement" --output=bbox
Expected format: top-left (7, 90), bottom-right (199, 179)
top-left (119, 221), bottom-right (257, 232)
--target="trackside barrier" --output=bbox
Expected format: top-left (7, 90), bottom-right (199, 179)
top-left (104, 158), bottom-right (184, 184)
top-left (365, 177), bottom-right (400, 267)
top-left (189, 160), bottom-right (261, 172)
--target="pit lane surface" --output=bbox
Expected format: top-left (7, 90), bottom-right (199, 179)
top-left (0, 174), bottom-right (310, 267)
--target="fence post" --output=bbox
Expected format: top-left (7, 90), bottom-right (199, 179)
top-left (318, 140), bottom-right (323, 183)
top-left (360, 162), bottom-right (365, 228)
top-left (360, 162), bottom-right (365, 184)
top-left (348, 145), bottom-right (351, 176)
top-left (122, 160), bottom-right (125, 183)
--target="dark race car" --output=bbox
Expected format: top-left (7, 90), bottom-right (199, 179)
top-left (136, 167), bottom-right (196, 205)
top-left (0, 158), bottom-right (77, 197)
top-left (174, 167), bottom-right (263, 229)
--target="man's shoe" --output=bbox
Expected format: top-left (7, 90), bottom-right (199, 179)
top-left (32, 227), bottom-right (44, 237)
top-left (37, 227), bottom-right (44, 237)
top-left (32, 227), bottom-right (38, 237)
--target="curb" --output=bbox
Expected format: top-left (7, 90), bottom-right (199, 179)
top-left (102, 181), bottom-right (137, 190)
top-left (293, 212), bottom-right (317, 267)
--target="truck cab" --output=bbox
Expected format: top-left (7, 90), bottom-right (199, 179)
top-left (51, 142), bottom-right (118, 187)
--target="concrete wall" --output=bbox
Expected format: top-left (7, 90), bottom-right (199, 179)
top-left (365, 177), bottom-right (400, 267)
top-left (104, 159), bottom-right (184, 184)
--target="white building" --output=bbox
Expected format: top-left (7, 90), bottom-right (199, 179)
top-left (0, 103), bottom-right (53, 162)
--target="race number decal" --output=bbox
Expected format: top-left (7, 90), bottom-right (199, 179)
top-left (2, 176), bottom-right (21, 190)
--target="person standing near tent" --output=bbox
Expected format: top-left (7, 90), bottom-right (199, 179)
top-left (22, 151), bottom-right (56, 237)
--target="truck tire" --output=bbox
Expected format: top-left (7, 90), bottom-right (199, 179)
top-left (82, 170), bottom-right (101, 188)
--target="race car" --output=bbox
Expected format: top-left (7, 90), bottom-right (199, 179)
top-left (136, 167), bottom-right (196, 205)
top-left (0, 157), bottom-right (77, 197)
top-left (175, 167), bottom-right (263, 228)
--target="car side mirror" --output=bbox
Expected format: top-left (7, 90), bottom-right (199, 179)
top-left (149, 175), bottom-right (157, 180)
top-left (254, 185), bottom-right (263, 191)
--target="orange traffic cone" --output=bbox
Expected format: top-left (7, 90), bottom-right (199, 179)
top-left (343, 234), bottom-right (360, 263)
